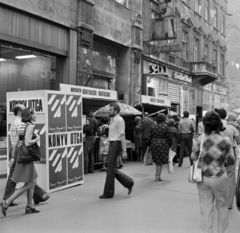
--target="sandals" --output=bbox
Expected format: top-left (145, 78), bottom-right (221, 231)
top-left (1, 200), bottom-right (8, 217)
top-left (25, 206), bottom-right (40, 214)
top-left (154, 176), bottom-right (164, 182)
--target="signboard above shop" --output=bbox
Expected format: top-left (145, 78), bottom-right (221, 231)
top-left (173, 72), bottom-right (192, 83)
top-left (60, 84), bottom-right (117, 100)
top-left (150, 43), bottom-right (181, 54)
top-left (141, 95), bottom-right (171, 107)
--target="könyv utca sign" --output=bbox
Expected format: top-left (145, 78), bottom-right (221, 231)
top-left (60, 84), bottom-right (117, 100)
top-left (141, 95), bottom-right (171, 107)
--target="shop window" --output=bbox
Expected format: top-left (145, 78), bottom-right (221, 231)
top-left (205, 0), bottom-right (209, 21)
top-left (221, 14), bottom-right (225, 35)
top-left (148, 87), bottom-right (155, 97)
top-left (182, 31), bottom-right (188, 60)
top-left (0, 43), bottom-right (63, 137)
top-left (213, 6), bottom-right (218, 29)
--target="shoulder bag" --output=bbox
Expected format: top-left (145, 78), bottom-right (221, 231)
top-left (236, 161), bottom-right (240, 211)
top-left (188, 134), bottom-right (204, 184)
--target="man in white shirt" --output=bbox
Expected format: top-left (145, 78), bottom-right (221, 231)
top-left (99, 103), bottom-right (134, 199)
top-left (217, 109), bottom-right (240, 209)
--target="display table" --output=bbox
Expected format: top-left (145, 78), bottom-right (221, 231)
top-left (7, 90), bottom-right (84, 193)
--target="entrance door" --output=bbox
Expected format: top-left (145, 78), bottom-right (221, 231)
top-left (196, 106), bottom-right (203, 134)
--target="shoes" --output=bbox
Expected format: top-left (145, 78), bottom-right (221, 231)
top-left (25, 206), bottom-right (40, 214)
top-left (9, 202), bottom-right (19, 207)
top-left (228, 207), bottom-right (233, 210)
top-left (1, 201), bottom-right (8, 217)
top-left (128, 184), bottom-right (134, 195)
top-left (178, 164), bottom-right (182, 167)
top-left (34, 194), bottom-right (50, 205)
top-left (99, 195), bottom-right (113, 199)
top-left (88, 171), bottom-right (94, 174)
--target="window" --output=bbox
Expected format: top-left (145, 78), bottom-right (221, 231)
top-left (213, 6), bottom-right (218, 28)
top-left (182, 31), bottom-right (189, 60)
top-left (221, 14), bottom-right (225, 34)
top-left (194, 38), bottom-right (200, 62)
top-left (114, 0), bottom-right (128, 7)
top-left (220, 54), bottom-right (225, 75)
top-left (205, 0), bottom-right (209, 21)
top-left (195, 0), bottom-right (201, 14)
top-left (151, 11), bottom-right (158, 19)
top-left (213, 49), bottom-right (218, 65)
top-left (204, 44), bottom-right (209, 61)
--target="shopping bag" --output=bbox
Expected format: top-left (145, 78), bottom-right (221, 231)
top-left (188, 135), bottom-right (204, 184)
top-left (144, 148), bottom-right (153, 165)
top-left (122, 150), bottom-right (128, 160)
top-left (168, 149), bottom-right (175, 174)
top-left (236, 161), bottom-right (240, 211)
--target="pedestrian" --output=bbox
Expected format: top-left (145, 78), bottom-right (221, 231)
top-left (98, 117), bottom-right (109, 172)
top-left (142, 112), bottom-right (154, 161)
top-left (167, 119), bottom-right (179, 163)
top-left (197, 118), bottom-right (204, 136)
top-left (192, 111), bottom-right (235, 233)
top-left (83, 111), bottom-right (99, 174)
top-left (2, 108), bottom-right (41, 217)
top-left (148, 113), bottom-right (172, 181)
top-left (216, 109), bottom-right (240, 209)
top-left (172, 115), bottom-right (179, 129)
top-left (133, 116), bottom-right (143, 161)
top-left (178, 111), bottom-right (195, 167)
top-left (99, 103), bottom-right (134, 199)
top-left (2, 105), bottom-right (49, 209)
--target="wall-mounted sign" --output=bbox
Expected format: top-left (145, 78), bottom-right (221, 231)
top-left (173, 72), bottom-right (192, 83)
top-left (150, 43), bottom-right (181, 54)
top-left (141, 95), bottom-right (171, 107)
top-left (60, 84), bottom-right (117, 100)
top-left (214, 85), bottom-right (226, 95)
top-left (149, 64), bottom-right (169, 75)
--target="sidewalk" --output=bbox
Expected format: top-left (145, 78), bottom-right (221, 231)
top-left (1, 161), bottom-right (239, 233)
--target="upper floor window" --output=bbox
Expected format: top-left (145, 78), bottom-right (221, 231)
top-left (194, 38), bottom-right (200, 62)
top-left (182, 31), bottom-right (189, 60)
top-left (115, 0), bottom-right (129, 8)
top-left (220, 54), bottom-right (225, 76)
top-left (195, 0), bottom-right (201, 14)
top-left (213, 6), bottom-right (218, 28)
top-left (221, 14), bottom-right (225, 35)
top-left (204, 44), bottom-right (209, 61)
top-left (205, 0), bottom-right (209, 21)
top-left (213, 49), bottom-right (218, 66)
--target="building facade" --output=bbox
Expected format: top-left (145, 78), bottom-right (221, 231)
top-left (142, 0), bottom-right (228, 119)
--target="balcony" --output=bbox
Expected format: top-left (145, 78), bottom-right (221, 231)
top-left (190, 62), bottom-right (218, 85)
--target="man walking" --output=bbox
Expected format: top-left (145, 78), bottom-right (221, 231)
top-left (2, 105), bottom-right (50, 206)
top-left (99, 103), bottom-right (134, 199)
top-left (217, 109), bottom-right (240, 209)
top-left (83, 111), bottom-right (98, 174)
top-left (178, 111), bottom-right (195, 167)
top-left (142, 112), bottom-right (154, 161)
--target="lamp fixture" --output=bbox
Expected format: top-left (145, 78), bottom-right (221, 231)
top-left (16, 55), bottom-right (37, 59)
top-left (0, 58), bottom-right (6, 61)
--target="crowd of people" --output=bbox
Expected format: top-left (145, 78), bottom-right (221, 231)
top-left (1, 103), bottom-right (240, 233)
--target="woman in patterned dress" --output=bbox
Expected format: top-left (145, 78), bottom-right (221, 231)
top-left (133, 116), bottom-right (143, 161)
top-left (148, 113), bottom-right (172, 181)
top-left (1, 108), bottom-right (40, 217)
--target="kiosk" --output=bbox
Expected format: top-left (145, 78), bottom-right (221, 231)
top-left (7, 90), bottom-right (84, 193)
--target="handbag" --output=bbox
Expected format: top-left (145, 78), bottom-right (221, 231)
top-left (236, 161), bottom-right (240, 211)
top-left (188, 134), bottom-right (204, 184)
top-left (168, 149), bottom-right (176, 174)
top-left (144, 148), bottom-right (153, 165)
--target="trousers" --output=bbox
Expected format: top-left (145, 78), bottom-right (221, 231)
top-left (142, 139), bottom-right (148, 159)
top-left (179, 133), bottom-right (193, 166)
top-left (103, 141), bottom-right (134, 197)
top-left (197, 173), bottom-right (229, 233)
top-left (226, 165), bottom-right (236, 208)
top-left (3, 147), bottom-right (47, 201)
top-left (84, 136), bottom-right (96, 174)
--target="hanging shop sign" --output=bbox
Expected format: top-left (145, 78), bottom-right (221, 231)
top-left (141, 95), bottom-right (171, 107)
top-left (149, 64), bottom-right (169, 75)
top-left (214, 85), bottom-right (227, 95)
top-left (7, 90), bottom-right (84, 194)
top-left (173, 72), bottom-right (192, 83)
top-left (150, 43), bottom-right (181, 54)
top-left (60, 84), bottom-right (117, 100)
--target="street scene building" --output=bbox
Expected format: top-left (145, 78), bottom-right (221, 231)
top-left (0, 1), bottom-right (240, 233)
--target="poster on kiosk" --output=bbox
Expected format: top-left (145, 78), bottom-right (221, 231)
top-left (7, 90), bottom-right (84, 193)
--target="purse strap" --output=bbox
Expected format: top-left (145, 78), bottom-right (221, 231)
top-left (199, 134), bottom-right (205, 158)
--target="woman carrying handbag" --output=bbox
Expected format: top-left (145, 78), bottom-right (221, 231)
top-left (191, 111), bottom-right (235, 233)
top-left (2, 108), bottom-right (40, 217)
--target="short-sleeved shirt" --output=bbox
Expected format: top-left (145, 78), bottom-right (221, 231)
top-left (8, 116), bottom-right (22, 148)
top-left (179, 118), bottom-right (195, 134)
top-left (109, 114), bottom-right (125, 141)
top-left (221, 120), bottom-right (239, 146)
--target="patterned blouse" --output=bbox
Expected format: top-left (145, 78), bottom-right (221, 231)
top-left (192, 133), bottom-right (235, 178)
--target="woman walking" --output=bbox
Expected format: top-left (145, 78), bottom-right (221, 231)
top-left (133, 116), bottom-right (143, 161)
top-left (2, 108), bottom-right (40, 217)
top-left (148, 113), bottom-right (172, 181)
top-left (98, 117), bottom-right (109, 171)
top-left (191, 111), bottom-right (235, 233)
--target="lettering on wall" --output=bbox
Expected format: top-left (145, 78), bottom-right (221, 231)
top-left (150, 44), bottom-right (181, 54)
top-left (149, 64), bottom-right (169, 75)
top-left (9, 99), bottom-right (43, 113)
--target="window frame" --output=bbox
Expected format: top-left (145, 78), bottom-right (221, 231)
top-left (213, 48), bottom-right (218, 66)
top-left (221, 14), bottom-right (225, 35)
top-left (220, 53), bottom-right (225, 76)
top-left (204, 43), bottom-right (209, 62)
top-left (114, 0), bottom-right (129, 8)
top-left (205, 0), bottom-right (209, 21)
top-left (194, 37), bottom-right (200, 62)
top-left (182, 31), bottom-right (189, 60)
top-left (213, 6), bottom-right (218, 29)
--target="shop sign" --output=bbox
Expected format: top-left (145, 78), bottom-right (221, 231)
top-left (173, 72), bottom-right (192, 83)
top-left (141, 95), bottom-right (171, 107)
top-left (60, 84), bottom-right (117, 100)
top-left (149, 64), bottom-right (169, 75)
top-left (214, 85), bottom-right (226, 94)
top-left (8, 98), bottom-right (44, 113)
top-left (150, 43), bottom-right (181, 54)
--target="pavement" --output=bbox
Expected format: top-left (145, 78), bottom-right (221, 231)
top-left (0, 160), bottom-right (239, 233)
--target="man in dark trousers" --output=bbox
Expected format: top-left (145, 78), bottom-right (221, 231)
top-left (99, 103), bottom-right (134, 199)
top-left (2, 105), bottom-right (50, 207)
top-left (83, 111), bottom-right (98, 174)
top-left (178, 111), bottom-right (195, 167)
top-left (142, 112), bottom-right (154, 161)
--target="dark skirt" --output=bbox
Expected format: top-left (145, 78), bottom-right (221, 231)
top-left (135, 133), bottom-right (142, 149)
top-left (150, 138), bottom-right (169, 165)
